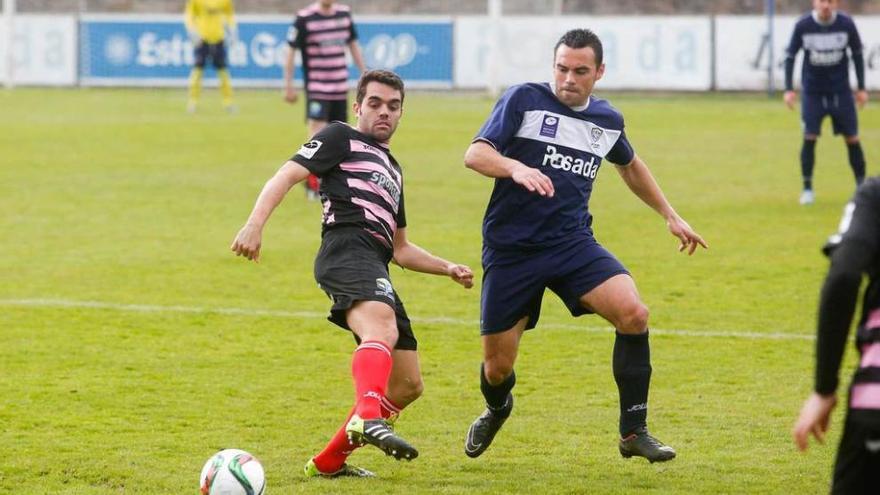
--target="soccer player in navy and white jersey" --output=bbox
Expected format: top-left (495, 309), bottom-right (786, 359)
top-left (793, 176), bottom-right (880, 493)
top-left (784, 0), bottom-right (868, 205)
top-left (463, 29), bottom-right (707, 463)
top-left (285, 0), bottom-right (367, 200)
top-left (231, 70), bottom-right (473, 478)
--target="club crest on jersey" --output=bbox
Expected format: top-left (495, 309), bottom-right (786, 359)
top-left (540, 114), bottom-right (559, 138)
top-left (590, 127), bottom-right (604, 142)
top-left (297, 140), bottom-right (323, 159)
top-left (375, 278), bottom-right (394, 299)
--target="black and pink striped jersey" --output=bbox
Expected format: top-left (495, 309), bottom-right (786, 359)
top-left (291, 122), bottom-right (406, 254)
top-left (287, 2), bottom-right (357, 101)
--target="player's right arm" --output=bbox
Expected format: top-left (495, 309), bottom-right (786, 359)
top-left (783, 20), bottom-right (803, 109)
top-left (284, 18), bottom-right (304, 104)
top-left (231, 161), bottom-right (311, 262)
top-left (464, 141), bottom-right (554, 197)
top-left (184, 0), bottom-right (199, 43)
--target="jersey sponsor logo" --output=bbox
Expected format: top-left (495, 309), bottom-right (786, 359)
top-left (297, 139), bottom-right (323, 159)
top-left (541, 144), bottom-right (600, 179)
top-left (375, 278), bottom-right (394, 299)
top-left (370, 171), bottom-right (401, 204)
top-left (540, 114), bottom-right (559, 138)
top-left (803, 32), bottom-right (848, 66)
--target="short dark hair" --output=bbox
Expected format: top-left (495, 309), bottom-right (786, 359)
top-left (554, 29), bottom-right (603, 67)
top-left (355, 69), bottom-right (405, 105)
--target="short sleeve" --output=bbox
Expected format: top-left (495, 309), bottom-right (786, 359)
top-left (291, 123), bottom-right (350, 176)
top-left (825, 179), bottom-right (880, 257)
top-left (473, 85), bottom-right (525, 151)
top-left (397, 188), bottom-right (407, 229)
top-left (287, 17), bottom-right (304, 48)
top-left (348, 14), bottom-right (358, 42)
top-left (606, 129), bottom-right (635, 166)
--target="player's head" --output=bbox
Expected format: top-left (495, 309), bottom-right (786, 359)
top-left (319, 0), bottom-right (336, 8)
top-left (354, 69), bottom-right (405, 142)
top-left (552, 29), bottom-right (605, 107)
top-left (813, 0), bottom-right (838, 21)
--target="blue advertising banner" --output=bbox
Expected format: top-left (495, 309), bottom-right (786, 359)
top-left (79, 15), bottom-right (452, 87)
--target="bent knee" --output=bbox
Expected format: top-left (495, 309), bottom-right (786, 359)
top-left (618, 303), bottom-right (649, 334)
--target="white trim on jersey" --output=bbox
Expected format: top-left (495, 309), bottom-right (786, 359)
top-left (514, 110), bottom-right (622, 158)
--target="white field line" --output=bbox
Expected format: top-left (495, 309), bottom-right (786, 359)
top-left (0, 298), bottom-right (814, 341)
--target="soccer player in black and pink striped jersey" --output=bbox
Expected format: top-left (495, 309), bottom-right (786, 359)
top-left (793, 177), bottom-right (880, 492)
top-left (284, 0), bottom-right (367, 201)
top-left (231, 70), bottom-right (473, 478)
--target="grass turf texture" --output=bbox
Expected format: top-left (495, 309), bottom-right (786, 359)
top-left (2, 88), bottom-right (877, 493)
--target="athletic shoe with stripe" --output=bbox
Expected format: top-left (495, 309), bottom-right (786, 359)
top-left (303, 458), bottom-right (375, 478)
top-left (345, 415), bottom-right (419, 461)
top-left (619, 426), bottom-right (676, 463)
top-left (464, 393), bottom-right (513, 458)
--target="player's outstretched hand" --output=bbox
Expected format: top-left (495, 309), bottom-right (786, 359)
top-left (667, 216), bottom-right (707, 255)
top-left (231, 223), bottom-right (263, 262)
top-left (447, 263), bottom-right (474, 289)
top-left (511, 164), bottom-right (554, 197)
top-left (792, 392), bottom-right (837, 452)
top-left (783, 90), bottom-right (797, 110)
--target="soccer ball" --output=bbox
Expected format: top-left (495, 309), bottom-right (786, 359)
top-left (199, 449), bottom-right (266, 495)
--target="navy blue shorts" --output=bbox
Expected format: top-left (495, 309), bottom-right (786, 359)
top-left (480, 239), bottom-right (629, 335)
top-left (306, 98), bottom-right (348, 123)
top-left (194, 41), bottom-right (227, 69)
top-left (801, 91), bottom-right (858, 137)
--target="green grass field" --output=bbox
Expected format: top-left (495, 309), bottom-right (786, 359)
top-left (1, 87), bottom-right (877, 494)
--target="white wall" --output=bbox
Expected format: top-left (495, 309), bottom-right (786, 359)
top-left (455, 16), bottom-right (713, 90)
top-left (715, 15), bottom-right (880, 91)
top-left (0, 15), bottom-right (77, 86)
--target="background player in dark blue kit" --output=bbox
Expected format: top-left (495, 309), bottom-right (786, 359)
top-left (793, 177), bottom-right (880, 494)
top-left (463, 29), bottom-right (707, 463)
top-left (784, 0), bottom-right (868, 205)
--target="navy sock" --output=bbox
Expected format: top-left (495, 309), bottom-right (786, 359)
top-left (480, 363), bottom-right (515, 413)
top-left (847, 142), bottom-right (866, 186)
top-left (613, 331), bottom-right (652, 437)
top-left (801, 139), bottom-right (816, 190)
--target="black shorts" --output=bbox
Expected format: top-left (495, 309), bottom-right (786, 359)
top-left (832, 412), bottom-right (880, 494)
top-left (313, 227), bottom-right (416, 350)
top-left (306, 97), bottom-right (348, 123)
top-left (194, 41), bottom-right (227, 69)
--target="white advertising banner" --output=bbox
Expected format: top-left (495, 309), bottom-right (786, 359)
top-left (455, 16), bottom-right (712, 90)
top-left (0, 15), bottom-right (77, 86)
top-left (715, 15), bottom-right (880, 91)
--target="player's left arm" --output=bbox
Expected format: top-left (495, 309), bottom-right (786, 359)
top-left (392, 227), bottom-right (473, 288)
top-left (224, 0), bottom-right (238, 44)
top-left (616, 154), bottom-right (708, 255)
top-left (850, 19), bottom-right (868, 108)
top-left (349, 41), bottom-right (367, 73)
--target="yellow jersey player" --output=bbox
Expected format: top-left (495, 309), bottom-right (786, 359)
top-left (184, 0), bottom-right (237, 113)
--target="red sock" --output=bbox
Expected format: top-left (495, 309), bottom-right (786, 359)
top-left (312, 406), bottom-right (358, 474)
top-left (312, 396), bottom-right (405, 473)
top-left (351, 341), bottom-right (393, 419)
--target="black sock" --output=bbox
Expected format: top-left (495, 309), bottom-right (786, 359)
top-left (801, 139), bottom-right (816, 190)
top-left (480, 363), bottom-right (515, 413)
top-left (847, 142), bottom-right (866, 186)
top-left (613, 331), bottom-right (652, 437)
